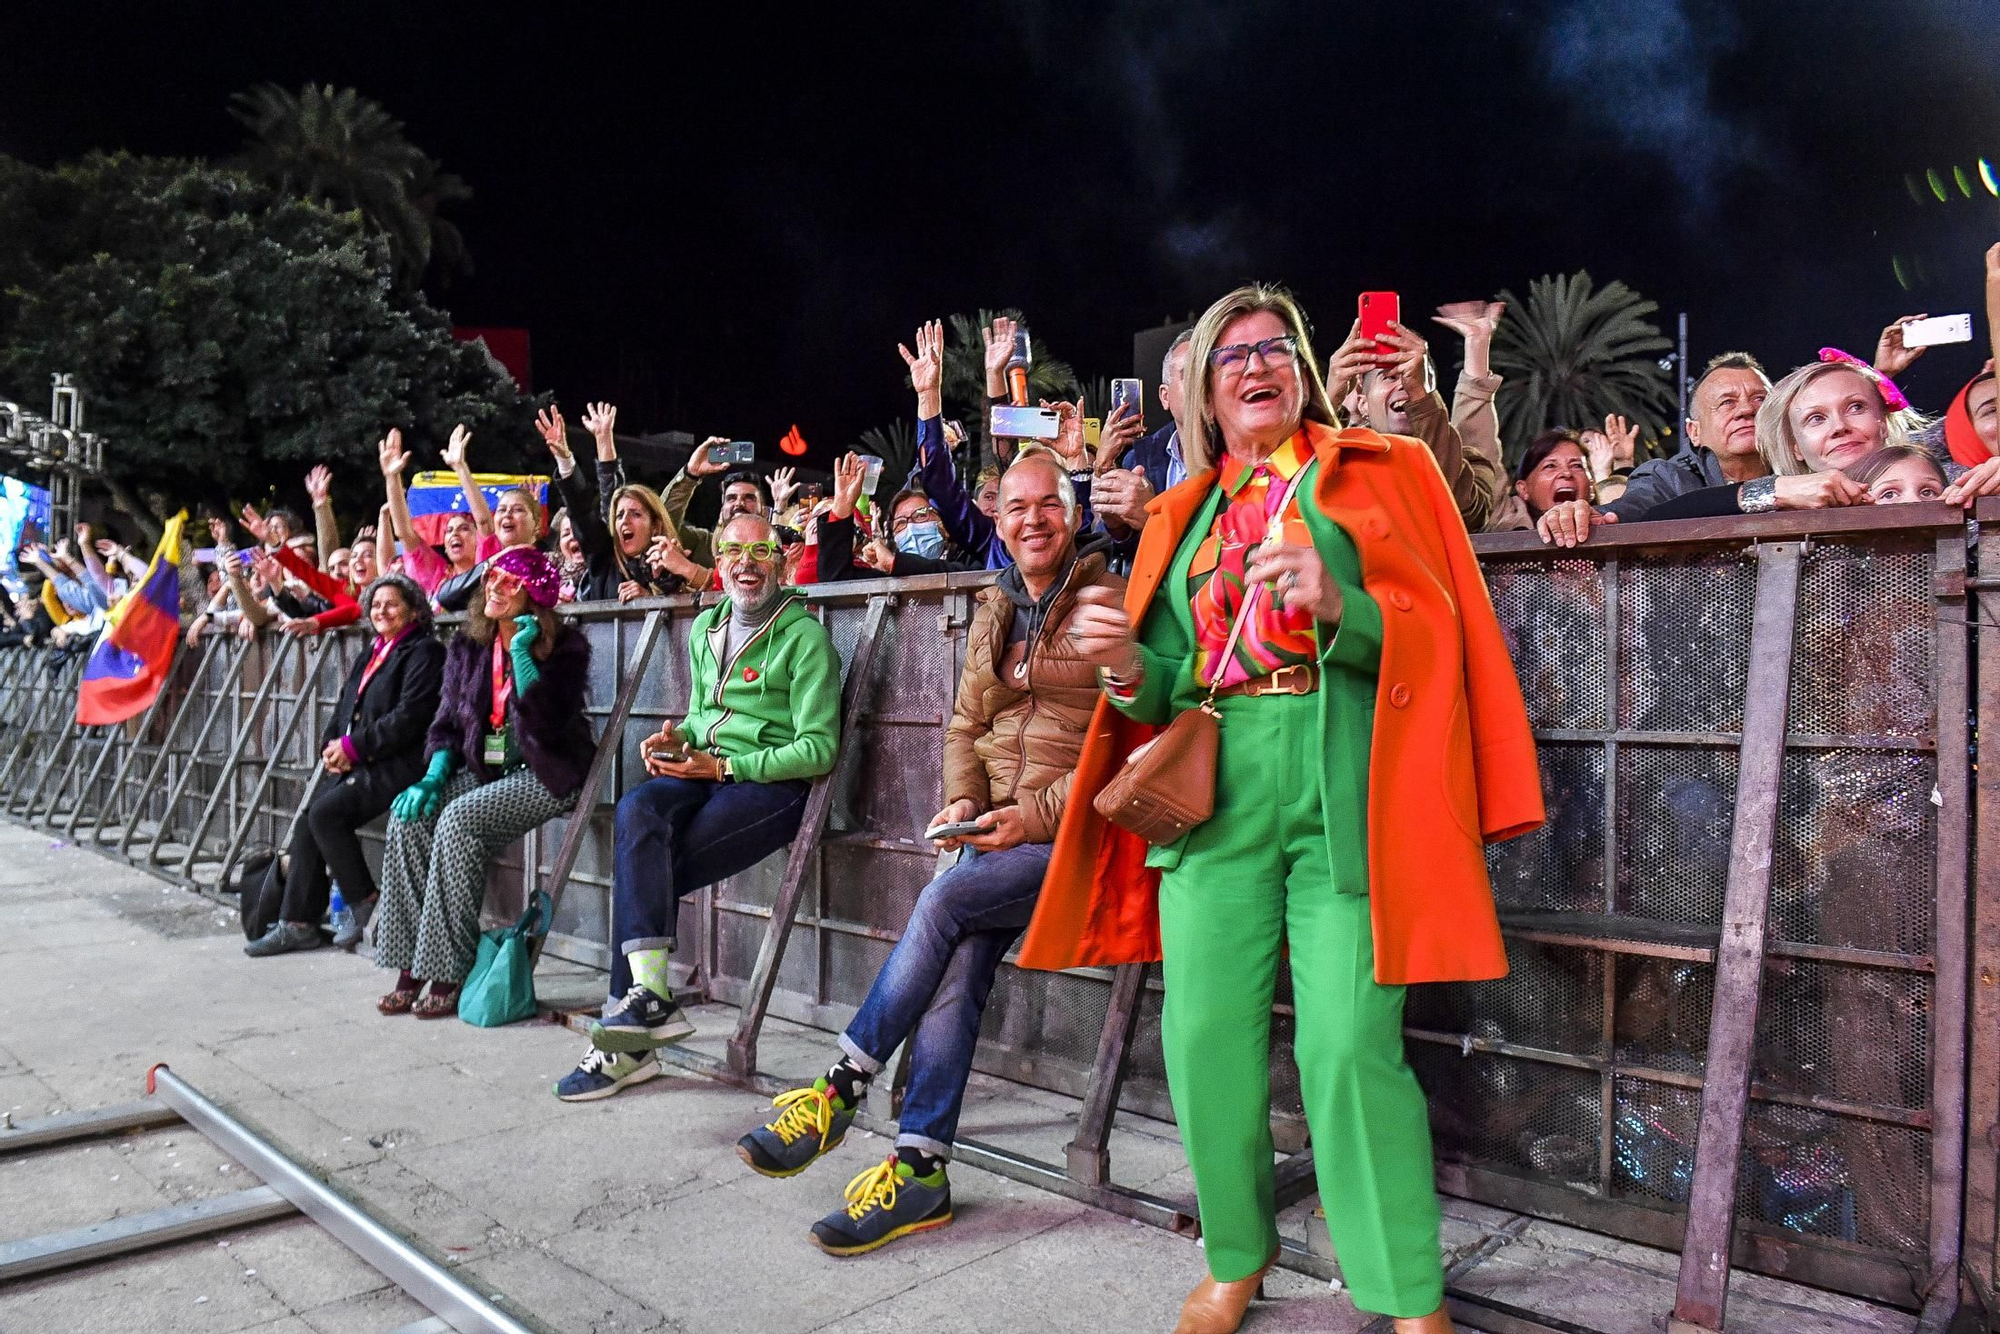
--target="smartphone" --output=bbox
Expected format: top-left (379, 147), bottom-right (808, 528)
top-left (1110, 378), bottom-right (1143, 421)
top-left (1902, 313), bottom-right (1974, 349)
top-left (708, 439), bottom-right (756, 466)
top-left (990, 405), bottom-right (1061, 440)
top-left (646, 743), bottom-right (689, 764)
top-left (1359, 291), bottom-right (1401, 352)
top-left (925, 817), bottom-right (995, 842)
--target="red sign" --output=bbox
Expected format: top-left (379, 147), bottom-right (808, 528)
top-left (779, 423), bottom-right (808, 457)
top-left (454, 327), bottom-right (531, 390)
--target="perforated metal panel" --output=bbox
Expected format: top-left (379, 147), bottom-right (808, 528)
top-left (1487, 558), bottom-right (1607, 730)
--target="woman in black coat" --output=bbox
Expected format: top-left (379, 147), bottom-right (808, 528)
top-left (245, 573), bottom-right (445, 957)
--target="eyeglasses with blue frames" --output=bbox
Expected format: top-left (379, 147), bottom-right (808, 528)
top-left (1208, 334), bottom-right (1300, 374)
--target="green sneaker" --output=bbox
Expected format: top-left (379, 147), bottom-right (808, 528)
top-left (736, 1079), bottom-right (854, 1178)
top-left (809, 1155), bottom-right (953, 1256)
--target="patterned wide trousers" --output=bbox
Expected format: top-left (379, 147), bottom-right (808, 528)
top-left (374, 767), bottom-right (574, 984)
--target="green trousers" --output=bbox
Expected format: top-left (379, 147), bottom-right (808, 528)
top-left (1159, 690), bottom-right (1445, 1318)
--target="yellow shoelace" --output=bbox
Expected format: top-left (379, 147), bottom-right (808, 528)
top-left (764, 1084), bottom-right (836, 1150)
top-left (842, 1156), bottom-right (903, 1221)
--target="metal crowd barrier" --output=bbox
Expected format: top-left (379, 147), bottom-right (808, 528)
top-left (1, 501), bottom-right (1988, 1332)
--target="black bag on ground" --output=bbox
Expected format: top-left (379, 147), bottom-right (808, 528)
top-left (236, 848), bottom-right (285, 941)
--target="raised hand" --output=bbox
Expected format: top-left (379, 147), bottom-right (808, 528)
top-left (581, 401), bottom-right (617, 444)
top-left (305, 465), bottom-right (333, 506)
top-left (831, 452), bottom-right (866, 520)
top-left (377, 428), bottom-right (410, 478)
top-left (1580, 430), bottom-right (1615, 483)
top-left (74, 521), bottom-right (92, 544)
top-left (534, 406), bottom-right (571, 461)
top-left (1873, 314), bottom-right (1930, 379)
top-left (208, 516), bottom-right (232, 547)
top-left (1433, 299), bottom-right (1506, 379)
top-left (899, 319), bottom-right (946, 410)
top-left (1096, 402), bottom-right (1145, 473)
top-left (1326, 319), bottom-right (1378, 403)
top-left (982, 315), bottom-right (1018, 385)
top-left (442, 424), bottom-right (474, 473)
top-left (689, 436), bottom-right (731, 478)
top-left (239, 504), bottom-right (270, 545)
top-left (1603, 413), bottom-right (1639, 470)
top-left (1376, 322), bottom-right (1433, 403)
top-left (769, 465), bottom-right (799, 514)
top-left (1044, 397), bottom-right (1089, 468)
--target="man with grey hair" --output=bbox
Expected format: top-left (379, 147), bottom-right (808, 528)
top-left (555, 512), bottom-right (842, 1102)
top-left (1095, 329), bottom-right (1194, 566)
top-left (732, 446), bottom-right (1123, 1257)
top-left (1605, 352), bottom-right (1774, 520)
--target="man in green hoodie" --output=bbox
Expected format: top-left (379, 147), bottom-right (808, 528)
top-left (555, 514), bottom-right (841, 1102)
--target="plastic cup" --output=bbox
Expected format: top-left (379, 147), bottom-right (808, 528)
top-left (859, 454), bottom-right (885, 495)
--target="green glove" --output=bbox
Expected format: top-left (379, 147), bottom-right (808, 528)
top-left (508, 613), bottom-right (543, 693)
top-left (391, 750), bottom-right (456, 822)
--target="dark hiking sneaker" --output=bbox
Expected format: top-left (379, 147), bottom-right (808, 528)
top-left (590, 983), bottom-right (697, 1053)
top-left (736, 1079), bottom-right (855, 1178)
top-left (810, 1156), bottom-right (953, 1256)
top-left (554, 1046), bottom-right (661, 1102)
top-left (244, 921), bottom-right (324, 957)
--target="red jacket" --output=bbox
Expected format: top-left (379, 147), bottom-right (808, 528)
top-left (1016, 422), bottom-right (1544, 985)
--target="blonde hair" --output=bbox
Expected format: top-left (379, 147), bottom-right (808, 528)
top-left (1757, 361), bottom-right (1933, 476)
top-left (1180, 283), bottom-right (1339, 473)
top-left (607, 482), bottom-right (672, 544)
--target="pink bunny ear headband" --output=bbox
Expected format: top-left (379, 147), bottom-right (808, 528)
top-left (1816, 347), bottom-right (1911, 412)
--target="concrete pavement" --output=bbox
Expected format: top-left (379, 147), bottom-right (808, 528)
top-left (0, 822), bottom-right (1918, 1333)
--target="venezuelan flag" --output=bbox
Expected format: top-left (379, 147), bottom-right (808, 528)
top-left (405, 470), bottom-right (549, 544)
top-left (76, 512), bottom-right (186, 726)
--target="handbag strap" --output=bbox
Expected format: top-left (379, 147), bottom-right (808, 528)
top-left (1201, 457), bottom-right (1315, 704)
top-left (511, 889), bottom-right (552, 941)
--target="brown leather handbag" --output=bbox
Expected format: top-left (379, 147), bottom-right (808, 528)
top-left (1094, 467), bottom-right (1307, 845)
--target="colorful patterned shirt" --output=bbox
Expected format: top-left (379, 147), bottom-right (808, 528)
top-left (1189, 432), bottom-right (1318, 689)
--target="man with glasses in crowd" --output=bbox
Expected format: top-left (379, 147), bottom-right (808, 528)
top-left (554, 512), bottom-right (842, 1101)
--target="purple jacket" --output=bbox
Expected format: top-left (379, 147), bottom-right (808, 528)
top-left (424, 625), bottom-right (595, 798)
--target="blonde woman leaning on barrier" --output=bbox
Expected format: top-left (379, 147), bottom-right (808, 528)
top-left (373, 547), bottom-right (594, 1019)
top-left (1024, 283), bottom-right (1544, 1333)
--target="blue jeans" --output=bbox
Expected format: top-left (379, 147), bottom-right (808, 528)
top-left (838, 841), bottom-right (1052, 1158)
top-left (610, 776), bottom-right (810, 997)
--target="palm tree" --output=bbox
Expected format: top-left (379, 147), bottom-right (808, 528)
top-left (1489, 271), bottom-right (1676, 469)
top-left (230, 83), bottom-right (471, 288)
top-left (857, 420), bottom-right (917, 487)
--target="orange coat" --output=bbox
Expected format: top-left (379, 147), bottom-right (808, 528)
top-left (1016, 421), bottom-right (1545, 985)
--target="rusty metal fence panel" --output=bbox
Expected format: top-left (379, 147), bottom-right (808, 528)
top-left (1, 506), bottom-right (1979, 1325)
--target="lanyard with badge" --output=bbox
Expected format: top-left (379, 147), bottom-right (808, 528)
top-left (485, 637), bottom-right (513, 766)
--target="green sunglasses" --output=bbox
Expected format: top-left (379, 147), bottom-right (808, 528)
top-left (716, 540), bottom-right (782, 561)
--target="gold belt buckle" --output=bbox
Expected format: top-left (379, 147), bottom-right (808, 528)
top-left (1265, 664), bottom-right (1310, 695)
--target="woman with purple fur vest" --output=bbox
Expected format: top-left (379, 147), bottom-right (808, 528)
top-left (373, 547), bottom-right (595, 1018)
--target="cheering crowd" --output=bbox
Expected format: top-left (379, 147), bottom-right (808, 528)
top-left (6, 243), bottom-right (2000, 1332)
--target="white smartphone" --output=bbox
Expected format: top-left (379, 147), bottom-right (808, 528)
top-left (989, 406), bottom-right (1061, 440)
top-left (924, 817), bottom-right (994, 842)
top-left (1902, 314), bottom-right (1974, 349)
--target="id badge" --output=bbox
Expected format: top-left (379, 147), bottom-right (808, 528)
top-left (483, 729), bottom-right (509, 766)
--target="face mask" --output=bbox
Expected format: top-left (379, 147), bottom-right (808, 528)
top-left (895, 521), bottom-right (946, 559)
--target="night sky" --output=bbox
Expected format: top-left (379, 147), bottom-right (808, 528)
top-left (5, 0), bottom-right (1999, 461)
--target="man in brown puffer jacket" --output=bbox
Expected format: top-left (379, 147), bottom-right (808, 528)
top-left (733, 448), bottom-right (1125, 1255)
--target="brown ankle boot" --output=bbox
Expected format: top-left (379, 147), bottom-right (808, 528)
top-left (1391, 1306), bottom-right (1455, 1333)
top-left (1172, 1254), bottom-right (1276, 1334)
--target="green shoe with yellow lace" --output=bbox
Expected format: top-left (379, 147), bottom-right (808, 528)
top-left (810, 1154), bottom-right (953, 1256)
top-left (736, 1079), bottom-right (855, 1178)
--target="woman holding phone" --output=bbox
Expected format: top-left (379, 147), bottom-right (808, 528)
top-left (1023, 283), bottom-right (1543, 1332)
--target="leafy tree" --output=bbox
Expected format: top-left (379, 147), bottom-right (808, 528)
top-left (1489, 270), bottom-right (1676, 468)
top-left (0, 152), bottom-right (529, 534)
top-left (856, 419), bottom-right (916, 486)
top-left (230, 83), bottom-right (471, 289)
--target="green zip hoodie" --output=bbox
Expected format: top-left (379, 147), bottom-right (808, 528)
top-left (683, 591), bottom-right (841, 784)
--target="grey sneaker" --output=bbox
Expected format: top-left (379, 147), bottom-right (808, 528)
top-left (553, 1046), bottom-right (661, 1102)
top-left (809, 1155), bottom-right (953, 1256)
top-left (736, 1079), bottom-right (855, 1178)
top-left (244, 921), bottom-right (324, 957)
top-left (332, 894), bottom-right (376, 950)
